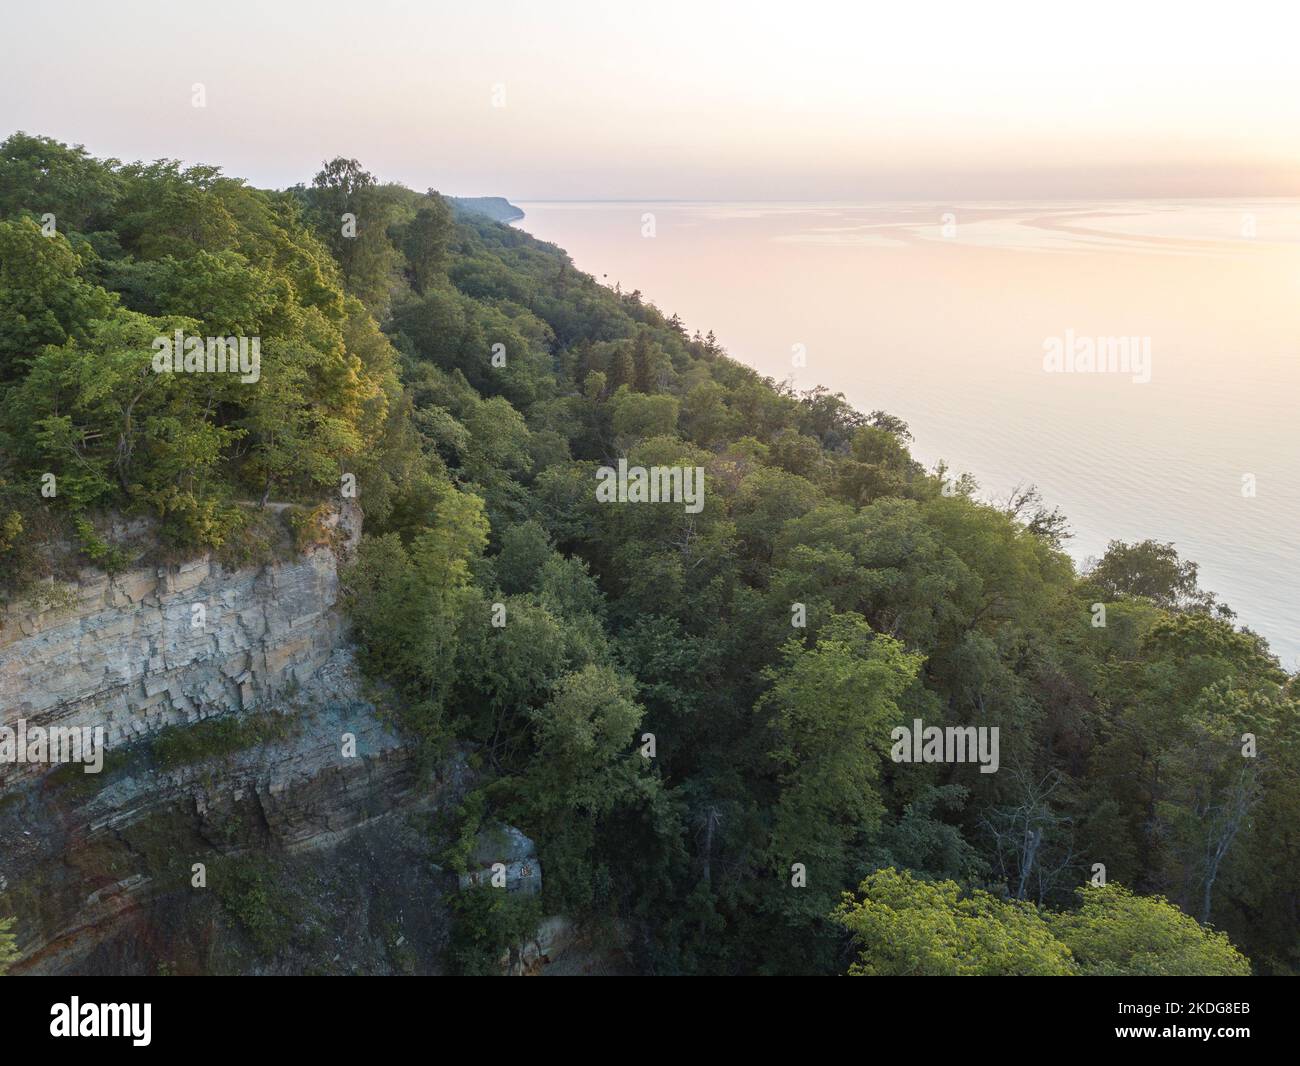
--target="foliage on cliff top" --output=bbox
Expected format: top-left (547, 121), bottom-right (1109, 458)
top-left (2, 133), bottom-right (1294, 976)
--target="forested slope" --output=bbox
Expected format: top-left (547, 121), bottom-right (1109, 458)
top-left (1, 133), bottom-right (1296, 975)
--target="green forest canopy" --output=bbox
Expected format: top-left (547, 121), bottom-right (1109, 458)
top-left (1, 132), bottom-right (1296, 975)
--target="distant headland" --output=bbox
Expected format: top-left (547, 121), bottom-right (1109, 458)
top-left (447, 196), bottom-right (524, 223)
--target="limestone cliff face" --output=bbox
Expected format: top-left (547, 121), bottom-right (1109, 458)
top-left (0, 505), bottom-right (469, 975)
top-left (0, 506), bottom-right (359, 785)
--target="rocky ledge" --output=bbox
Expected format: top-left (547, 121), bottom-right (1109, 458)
top-left (0, 505), bottom-right (361, 787)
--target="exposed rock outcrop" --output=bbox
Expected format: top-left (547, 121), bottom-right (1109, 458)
top-left (459, 824), bottom-right (542, 896)
top-left (0, 505), bottom-right (361, 786)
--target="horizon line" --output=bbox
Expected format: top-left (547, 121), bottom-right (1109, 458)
top-left (501, 195), bottom-right (1300, 204)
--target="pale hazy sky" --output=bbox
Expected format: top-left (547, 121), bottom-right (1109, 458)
top-left (3, 0), bottom-right (1297, 199)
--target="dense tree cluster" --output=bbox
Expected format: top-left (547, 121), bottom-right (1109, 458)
top-left (1, 134), bottom-right (1295, 975)
top-left (835, 871), bottom-right (1250, 976)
